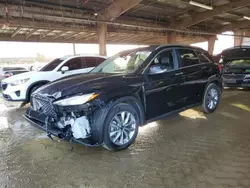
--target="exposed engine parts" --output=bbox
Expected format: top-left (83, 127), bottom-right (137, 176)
top-left (56, 112), bottom-right (91, 140)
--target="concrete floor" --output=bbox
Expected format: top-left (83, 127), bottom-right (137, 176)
top-left (0, 90), bottom-right (250, 188)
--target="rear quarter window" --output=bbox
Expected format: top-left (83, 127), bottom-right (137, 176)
top-left (196, 51), bottom-right (212, 63)
top-left (96, 57), bottom-right (106, 66)
top-left (178, 49), bottom-right (200, 67)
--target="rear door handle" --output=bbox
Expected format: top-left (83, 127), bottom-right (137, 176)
top-left (201, 66), bottom-right (207, 70)
top-left (175, 72), bottom-right (183, 76)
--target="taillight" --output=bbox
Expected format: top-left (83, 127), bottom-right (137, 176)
top-left (218, 64), bottom-right (223, 72)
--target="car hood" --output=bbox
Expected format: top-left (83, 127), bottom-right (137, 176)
top-left (36, 73), bottom-right (137, 99)
top-left (3, 71), bottom-right (37, 83)
top-left (222, 46), bottom-right (250, 61)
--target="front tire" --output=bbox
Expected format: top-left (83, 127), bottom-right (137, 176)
top-left (202, 83), bottom-right (221, 113)
top-left (102, 103), bottom-right (139, 151)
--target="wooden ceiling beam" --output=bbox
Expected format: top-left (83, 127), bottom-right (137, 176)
top-left (40, 30), bottom-right (52, 39)
top-left (78, 33), bottom-right (96, 40)
top-left (11, 27), bottom-right (22, 38)
top-left (0, 4), bottom-right (211, 35)
top-left (140, 0), bottom-right (184, 13)
top-left (213, 16), bottom-right (232, 24)
top-left (74, 32), bottom-right (90, 40)
top-left (172, 0), bottom-right (250, 29)
top-left (118, 35), bottom-right (139, 43)
top-left (0, 32), bottom-right (207, 45)
top-left (52, 32), bottom-right (65, 40)
top-left (112, 35), bottom-right (130, 42)
top-left (100, 0), bottom-right (143, 21)
top-left (217, 20), bottom-right (250, 33)
top-left (64, 32), bottom-right (80, 40)
top-left (26, 29), bottom-right (38, 39)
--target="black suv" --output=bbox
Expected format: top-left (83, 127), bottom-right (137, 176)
top-left (25, 45), bottom-right (222, 151)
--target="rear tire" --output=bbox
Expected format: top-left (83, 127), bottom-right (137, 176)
top-left (102, 103), bottom-right (139, 151)
top-left (202, 83), bottom-right (221, 113)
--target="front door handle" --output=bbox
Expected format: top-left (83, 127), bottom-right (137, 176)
top-left (175, 72), bottom-right (183, 76)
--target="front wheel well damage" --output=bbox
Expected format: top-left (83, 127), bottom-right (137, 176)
top-left (110, 96), bottom-right (145, 126)
top-left (90, 96), bottom-right (145, 144)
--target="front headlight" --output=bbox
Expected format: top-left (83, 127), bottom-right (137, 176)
top-left (53, 93), bottom-right (99, 106)
top-left (9, 78), bottom-right (30, 86)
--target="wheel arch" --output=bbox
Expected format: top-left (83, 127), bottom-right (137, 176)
top-left (207, 75), bottom-right (222, 89)
top-left (91, 95), bottom-right (145, 144)
top-left (26, 80), bottom-right (50, 101)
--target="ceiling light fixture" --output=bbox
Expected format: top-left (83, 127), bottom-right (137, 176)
top-left (189, 1), bottom-right (213, 10)
top-left (243, 16), bottom-right (250, 20)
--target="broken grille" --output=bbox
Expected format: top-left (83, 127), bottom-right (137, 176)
top-left (31, 94), bottom-right (57, 117)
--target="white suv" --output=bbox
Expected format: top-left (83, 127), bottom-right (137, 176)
top-left (1, 55), bottom-right (106, 102)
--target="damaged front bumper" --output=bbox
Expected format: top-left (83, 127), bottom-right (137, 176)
top-left (24, 107), bottom-right (101, 147)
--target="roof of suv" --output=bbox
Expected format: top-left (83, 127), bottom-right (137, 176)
top-left (156, 44), bottom-right (207, 52)
top-left (61, 54), bottom-right (107, 60)
top-left (119, 45), bottom-right (207, 55)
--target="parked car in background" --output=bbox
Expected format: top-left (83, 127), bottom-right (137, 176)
top-left (0, 67), bottom-right (28, 82)
top-left (220, 46), bottom-right (250, 88)
top-left (25, 45), bottom-right (222, 151)
top-left (1, 55), bottom-right (106, 101)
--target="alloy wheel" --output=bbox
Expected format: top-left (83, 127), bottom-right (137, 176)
top-left (206, 88), bottom-right (219, 110)
top-left (109, 111), bottom-right (136, 146)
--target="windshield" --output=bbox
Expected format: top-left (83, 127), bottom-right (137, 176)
top-left (228, 59), bottom-right (250, 67)
top-left (91, 50), bottom-right (151, 74)
top-left (40, 58), bottom-right (64, 71)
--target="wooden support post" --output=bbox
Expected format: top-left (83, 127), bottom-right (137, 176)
top-left (208, 36), bottom-right (217, 55)
top-left (98, 23), bottom-right (107, 56)
top-left (167, 32), bottom-right (176, 44)
top-left (73, 43), bottom-right (76, 55)
top-left (234, 31), bottom-right (243, 46)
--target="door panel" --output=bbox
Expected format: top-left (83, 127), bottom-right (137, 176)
top-left (145, 70), bottom-right (185, 120)
top-left (177, 49), bottom-right (211, 106)
top-left (181, 65), bottom-right (208, 105)
top-left (143, 49), bottom-right (186, 120)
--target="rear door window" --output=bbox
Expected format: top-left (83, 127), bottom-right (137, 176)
top-left (84, 57), bottom-right (97, 68)
top-left (196, 51), bottom-right (212, 64)
top-left (96, 57), bottom-right (106, 66)
top-left (62, 57), bottom-right (83, 71)
top-left (178, 49), bottom-right (200, 67)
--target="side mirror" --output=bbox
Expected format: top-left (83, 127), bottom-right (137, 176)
top-left (61, 66), bottom-right (69, 74)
